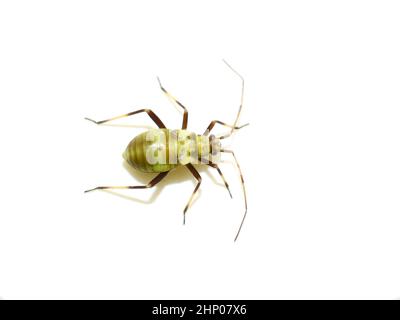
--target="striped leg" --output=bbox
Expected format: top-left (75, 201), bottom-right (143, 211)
top-left (221, 149), bottom-right (247, 241)
top-left (183, 163), bottom-right (202, 224)
top-left (84, 172), bottom-right (168, 193)
top-left (85, 108), bottom-right (166, 128)
top-left (207, 163), bottom-right (232, 198)
top-left (203, 120), bottom-right (249, 136)
top-left (157, 77), bottom-right (189, 129)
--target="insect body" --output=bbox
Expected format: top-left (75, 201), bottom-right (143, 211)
top-left (85, 60), bottom-right (248, 240)
top-left (122, 129), bottom-right (219, 173)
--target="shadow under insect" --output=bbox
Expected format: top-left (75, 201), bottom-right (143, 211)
top-left (102, 160), bottom-right (227, 206)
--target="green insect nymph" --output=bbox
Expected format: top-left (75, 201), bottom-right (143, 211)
top-left (85, 60), bottom-right (249, 241)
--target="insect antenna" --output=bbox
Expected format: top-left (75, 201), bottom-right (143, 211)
top-left (222, 59), bottom-right (245, 138)
top-left (220, 60), bottom-right (248, 240)
top-left (221, 149), bottom-right (247, 241)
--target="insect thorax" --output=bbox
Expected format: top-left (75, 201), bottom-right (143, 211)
top-left (123, 129), bottom-right (221, 172)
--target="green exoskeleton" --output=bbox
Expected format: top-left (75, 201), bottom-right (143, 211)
top-left (85, 60), bottom-right (249, 241)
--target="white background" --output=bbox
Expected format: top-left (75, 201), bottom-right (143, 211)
top-left (0, 1), bottom-right (399, 299)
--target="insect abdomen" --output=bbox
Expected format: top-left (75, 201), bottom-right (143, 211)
top-left (123, 129), bottom-right (215, 173)
top-left (123, 129), bottom-right (178, 173)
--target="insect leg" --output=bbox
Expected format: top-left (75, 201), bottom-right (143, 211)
top-left (203, 120), bottom-right (248, 136)
top-left (220, 149), bottom-right (247, 241)
top-left (84, 172), bottom-right (168, 193)
top-left (85, 109), bottom-right (166, 128)
top-left (183, 163), bottom-right (202, 224)
top-left (207, 162), bottom-right (232, 198)
top-left (157, 77), bottom-right (188, 129)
